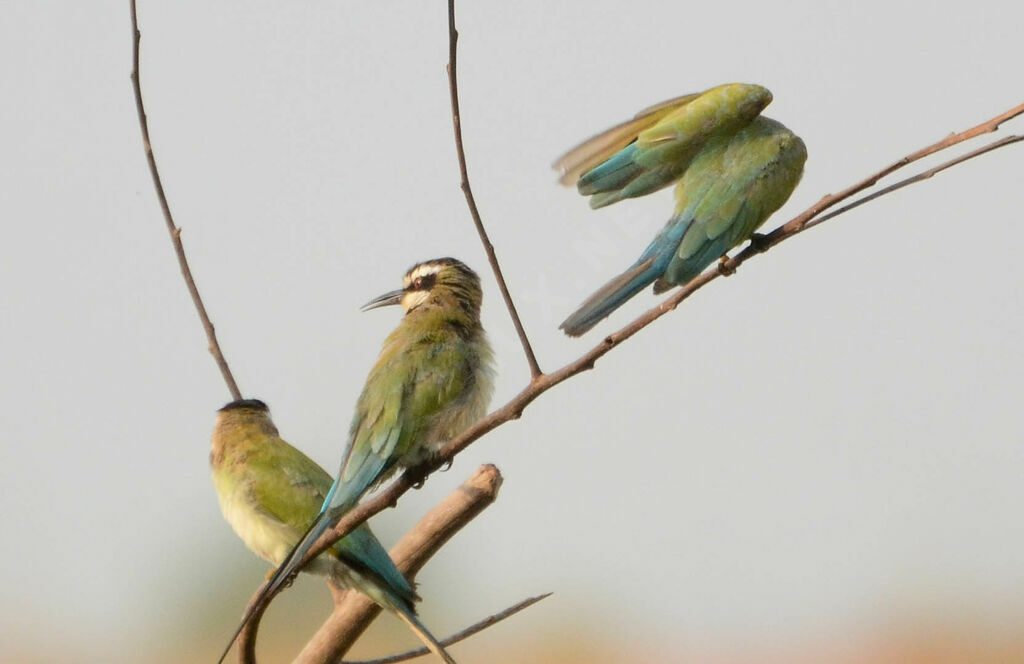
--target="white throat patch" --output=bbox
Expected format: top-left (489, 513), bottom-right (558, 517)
top-left (401, 289), bottom-right (431, 312)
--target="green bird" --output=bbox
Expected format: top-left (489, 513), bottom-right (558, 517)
top-left (211, 399), bottom-right (456, 664)
top-left (554, 83), bottom-right (807, 336)
top-left (227, 257), bottom-right (495, 653)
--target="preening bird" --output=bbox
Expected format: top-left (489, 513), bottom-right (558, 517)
top-left (211, 399), bottom-right (455, 664)
top-left (231, 257), bottom-right (494, 652)
top-left (554, 83), bottom-right (807, 336)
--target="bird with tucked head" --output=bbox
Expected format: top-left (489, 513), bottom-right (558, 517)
top-left (555, 83), bottom-right (807, 336)
top-left (226, 257), bottom-right (494, 653)
top-left (211, 399), bottom-right (456, 663)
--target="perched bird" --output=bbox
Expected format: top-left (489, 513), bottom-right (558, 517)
top-left (554, 83), bottom-right (807, 336)
top-left (326, 257), bottom-right (494, 509)
top-left (233, 257), bottom-right (494, 650)
top-left (211, 399), bottom-right (456, 664)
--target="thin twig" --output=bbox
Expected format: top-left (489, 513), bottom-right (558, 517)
top-left (344, 593), bottom-right (552, 664)
top-left (777, 102), bottom-right (1024, 236)
top-left (446, 0), bottom-right (543, 379)
top-left (286, 465), bottom-right (507, 664)
top-left (803, 134), bottom-right (1023, 232)
top-left (129, 0), bottom-right (242, 400)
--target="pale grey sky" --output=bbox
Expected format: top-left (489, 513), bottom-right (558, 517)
top-left (1, 1), bottom-right (1021, 662)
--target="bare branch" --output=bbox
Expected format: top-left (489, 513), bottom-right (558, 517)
top-left (778, 101), bottom-right (1024, 236)
top-left (276, 464), bottom-right (503, 664)
top-left (446, 0), bottom-right (543, 379)
top-left (237, 9), bottom-right (1024, 643)
top-left (286, 100), bottom-right (1024, 586)
top-left (245, 102), bottom-right (1024, 639)
top-left (129, 0), bottom-right (242, 400)
top-left (803, 134), bottom-right (1023, 232)
top-left (235, 588), bottom-right (267, 664)
top-left (344, 593), bottom-right (552, 664)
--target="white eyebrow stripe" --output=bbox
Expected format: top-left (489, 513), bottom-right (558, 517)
top-left (403, 263), bottom-right (443, 287)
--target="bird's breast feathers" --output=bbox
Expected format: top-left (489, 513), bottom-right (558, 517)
top-left (416, 336), bottom-right (495, 459)
top-left (421, 366), bottom-right (493, 454)
top-left (214, 476), bottom-right (294, 565)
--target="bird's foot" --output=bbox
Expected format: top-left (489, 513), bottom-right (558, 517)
top-left (408, 464), bottom-right (430, 489)
top-left (718, 255), bottom-right (736, 277)
top-left (439, 457), bottom-right (453, 472)
top-left (748, 232), bottom-right (771, 253)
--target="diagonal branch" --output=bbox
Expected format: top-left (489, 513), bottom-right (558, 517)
top-left (129, 0), bottom-right (241, 400)
top-left (244, 98), bottom-right (1024, 645)
top-left (802, 134), bottom-right (1024, 233)
top-left (777, 101), bottom-right (1024, 237)
top-left (446, 0), bottom-right (543, 379)
top-left (274, 100), bottom-right (1024, 603)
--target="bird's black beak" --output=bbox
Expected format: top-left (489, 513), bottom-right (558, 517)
top-left (361, 288), bottom-right (405, 312)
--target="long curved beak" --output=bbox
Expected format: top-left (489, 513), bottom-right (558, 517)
top-left (361, 288), bottom-right (404, 312)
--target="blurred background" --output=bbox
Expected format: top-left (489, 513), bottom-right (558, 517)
top-left (1, 1), bottom-right (1022, 662)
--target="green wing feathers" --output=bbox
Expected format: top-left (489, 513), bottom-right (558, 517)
top-left (657, 117), bottom-right (807, 290)
top-left (244, 438), bottom-right (333, 532)
top-left (553, 92), bottom-right (700, 187)
top-left (559, 83), bottom-right (775, 208)
top-left (337, 319), bottom-right (479, 505)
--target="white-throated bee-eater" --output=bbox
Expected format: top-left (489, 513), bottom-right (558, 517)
top-left (229, 257), bottom-right (494, 655)
top-left (554, 83), bottom-right (807, 336)
top-left (211, 399), bottom-right (456, 663)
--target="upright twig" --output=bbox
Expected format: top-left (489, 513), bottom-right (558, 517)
top-left (129, 0), bottom-right (242, 400)
top-left (446, 0), bottom-right (543, 379)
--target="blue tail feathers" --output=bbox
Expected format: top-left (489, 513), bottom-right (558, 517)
top-left (559, 258), bottom-right (662, 336)
top-left (560, 216), bottom-right (690, 336)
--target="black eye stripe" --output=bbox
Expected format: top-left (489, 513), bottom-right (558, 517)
top-left (409, 272), bottom-right (437, 291)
